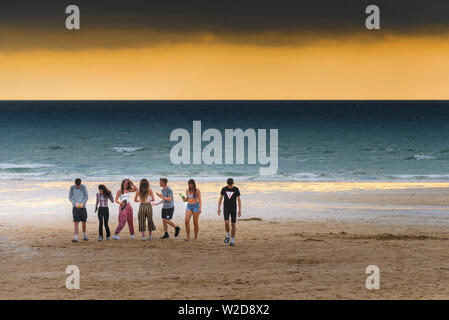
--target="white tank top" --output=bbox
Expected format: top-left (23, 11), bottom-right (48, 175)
top-left (120, 192), bottom-right (130, 202)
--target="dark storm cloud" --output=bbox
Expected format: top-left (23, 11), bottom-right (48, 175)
top-left (1, 0), bottom-right (449, 50)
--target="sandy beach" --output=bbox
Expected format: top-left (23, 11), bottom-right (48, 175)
top-left (1, 181), bottom-right (449, 299)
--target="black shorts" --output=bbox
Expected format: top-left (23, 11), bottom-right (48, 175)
top-left (224, 207), bottom-right (237, 223)
top-left (72, 207), bottom-right (87, 222)
top-left (161, 207), bottom-right (174, 220)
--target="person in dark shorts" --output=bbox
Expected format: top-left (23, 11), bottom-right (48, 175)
top-left (217, 178), bottom-right (241, 246)
top-left (69, 178), bottom-right (89, 243)
top-left (155, 178), bottom-right (180, 239)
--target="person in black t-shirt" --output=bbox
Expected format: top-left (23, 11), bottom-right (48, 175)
top-left (217, 178), bottom-right (241, 246)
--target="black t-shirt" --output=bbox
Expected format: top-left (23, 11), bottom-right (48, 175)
top-left (221, 186), bottom-right (240, 210)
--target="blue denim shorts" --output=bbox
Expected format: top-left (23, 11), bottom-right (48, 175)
top-left (186, 202), bottom-right (200, 213)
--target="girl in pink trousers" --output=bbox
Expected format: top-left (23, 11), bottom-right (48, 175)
top-left (113, 179), bottom-right (138, 240)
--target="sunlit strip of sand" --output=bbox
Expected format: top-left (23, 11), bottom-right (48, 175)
top-left (1, 180), bottom-right (449, 225)
top-left (3, 181), bottom-right (449, 193)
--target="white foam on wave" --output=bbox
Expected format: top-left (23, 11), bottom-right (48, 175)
top-left (3, 170), bottom-right (449, 183)
top-left (0, 172), bottom-right (48, 180)
top-left (390, 174), bottom-right (449, 180)
top-left (0, 163), bottom-right (56, 170)
top-left (111, 147), bottom-right (143, 153)
top-left (291, 172), bottom-right (323, 179)
top-left (413, 154), bottom-right (435, 160)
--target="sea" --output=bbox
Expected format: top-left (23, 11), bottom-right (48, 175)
top-left (1, 100), bottom-right (449, 182)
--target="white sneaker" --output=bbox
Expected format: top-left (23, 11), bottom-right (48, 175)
top-left (130, 235), bottom-right (135, 240)
top-left (148, 235), bottom-right (153, 240)
top-left (142, 237), bottom-right (146, 241)
top-left (98, 236), bottom-right (103, 241)
top-left (112, 235), bottom-right (121, 240)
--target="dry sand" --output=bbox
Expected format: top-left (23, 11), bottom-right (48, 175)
top-left (1, 219), bottom-right (449, 299)
top-left (1, 182), bottom-right (449, 299)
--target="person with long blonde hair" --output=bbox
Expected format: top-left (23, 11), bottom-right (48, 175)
top-left (134, 178), bottom-right (156, 240)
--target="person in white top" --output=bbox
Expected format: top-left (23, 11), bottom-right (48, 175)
top-left (113, 179), bottom-right (138, 240)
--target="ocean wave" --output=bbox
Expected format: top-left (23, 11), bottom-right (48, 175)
top-left (2, 169), bottom-right (449, 182)
top-left (0, 172), bottom-right (48, 180)
top-left (291, 172), bottom-right (325, 179)
top-left (388, 174), bottom-right (449, 180)
top-left (111, 147), bottom-right (143, 153)
top-left (413, 154), bottom-right (435, 160)
top-left (0, 163), bottom-right (56, 170)
top-left (404, 154), bottom-right (435, 161)
top-left (3, 174), bottom-right (449, 182)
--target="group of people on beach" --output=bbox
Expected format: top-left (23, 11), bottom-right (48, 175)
top-left (68, 177), bottom-right (242, 246)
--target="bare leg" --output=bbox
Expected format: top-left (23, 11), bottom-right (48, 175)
top-left (163, 219), bottom-right (168, 233)
top-left (81, 222), bottom-right (87, 233)
top-left (193, 212), bottom-right (200, 240)
top-left (74, 222), bottom-right (79, 235)
top-left (185, 210), bottom-right (193, 241)
top-left (231, 222), bottom-right (236, 238)
top-left (225, 220), bottom-right (230, 233)
top-left (166, 219), bottom-right (176, 229)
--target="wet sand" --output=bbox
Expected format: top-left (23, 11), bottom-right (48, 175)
top-left (1, 181), bottom-right (449, 299)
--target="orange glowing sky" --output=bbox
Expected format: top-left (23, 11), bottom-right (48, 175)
top-left (2, 35), bottom-right (449, 100)
top-left (1, 1), bottom-right (449, 99)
